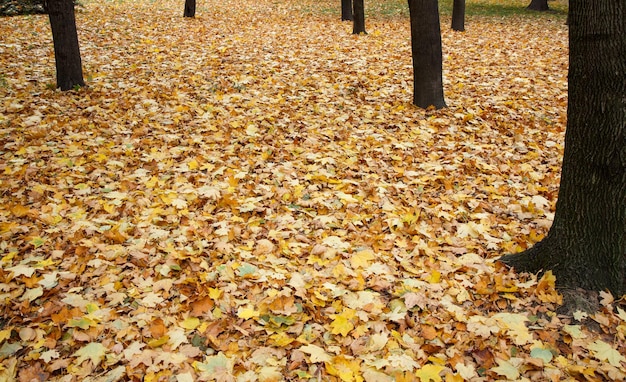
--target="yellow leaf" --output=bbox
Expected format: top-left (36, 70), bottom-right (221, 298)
top-left (148, 335), bottom-right (170, 348)
top-left (427, 270), bottom-right (441, 284)
top-left (0, 329), bottom-right (12, 342)
top-left (330, 314), bottom-right (354, 337)
top-left (187, 159), bottom-right (199, 170)
top-left (237, 307), bottom-right (260, 319)
top-left (299, 344), bottom-right (332, 363)
top-left (146, 176), bottom-right (159, 188)
top-left (350, 249), bottom-right (375, 269)
top-left (103, 202), bottom-right (116, 213)
top-left (325, 356), bottom-right (362, 382)
top-left (258, 366), bottom-right (282, 382)
top-left (269, 332), bottom-right (294, 347)
top-left (72, 342), bottom-right (108, 366)
top-left (180, 317), bottom-right (200, 330)
top-left (209, 287), bottom-right (222, 300)
top-left (416, 364), bottom-right (445, 382)
top-left (588, 340), bottom-right (626, 367)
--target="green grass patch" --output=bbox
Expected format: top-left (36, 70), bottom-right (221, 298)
top-left (301, 0), bottom-right (567, 19)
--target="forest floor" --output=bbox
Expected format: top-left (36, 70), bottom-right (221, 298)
top-left (1, 0), bottom-right (625, 381)
top-left (0, 0), bottom-right (46, 16)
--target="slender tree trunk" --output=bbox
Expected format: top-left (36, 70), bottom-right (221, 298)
top-left (341, 0), bottom-right (353, 21)
top-left (527, 0), bottom-right (549, 11)
top-left (451, 0), bottom-right (465, 31)
top-left (501, 0), bottom-right (626, 297)
top-left (407, 0), bottom-right (446, 109)
top-left (184, 0), bottom-right (196, 17)
top-left (46, 0), bottom-right (84, 91)
top-left (352, 0), bottom-right (366, 34)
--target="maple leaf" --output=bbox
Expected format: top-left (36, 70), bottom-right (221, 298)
top-left (415, 363), bottom-right (445, 382)
top-left (491, 358), bottom-right (522, 380)
top-left (0, 343), bottom-right (22, 358)
top-left (330, 308), bottom-right (356, 336)
top-left (493, 312), bottom-right (533, 345)
top-left (180, 317), bottom-right (200, 330)
top-left (454, 363), bottom-right (477, 379)
top-left (530, 347), bottom-right (553, 363)
top-left (299, 344), bottom-right (332, 363)
top-left (168, 328), bottom-right (189, 350)
top-left (193, 352), bottom-right (233, 376)
top-left (72, 342), bottom-right (108, 366)
top-left (588, 340), bottom-right (626, 367)
top-left (258, 366), bottom-right (283, 382)
top-left (325, 356), bottom-right (361, 382)
top-left (237, 306), bottom-right (260, 319)
top-left (176, 372), bottom-right (194, 382)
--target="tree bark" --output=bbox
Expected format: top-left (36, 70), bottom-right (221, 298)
top-left (341, 0), bottom-right (353, 21)
top-left (527, 0), bottom-right (549, 11)
top-left (451, 0), bottom-right (465, 31)
top-left (183, 0), bottom-right (195, 17)
top-left (500, 0), bottom-right (626, 297)
top-left (352, 0), bottom-right (366, 34)
top-left (407, 0), bottom-right (446, 109)
top-left (45, 0), bottom-right (84, 90)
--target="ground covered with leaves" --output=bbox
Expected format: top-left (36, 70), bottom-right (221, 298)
top-left (1, 0), bottom-right (625, 381)
top-left (0, 0), bottom-right (45, 16)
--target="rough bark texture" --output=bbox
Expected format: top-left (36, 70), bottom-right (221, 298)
top-left (407, 0), bottom-right (446, 109)
top-left (352, 0), bottom-right (366, 34)
top-left (46, 0), bottom-right (84, 90)
top-left (501, 0), bottom-right (626, 297)
top-left (527, 0), bottom-right (549, 11)
top-left (341, 0), bottom-right (353, 21)
top-left (183, 0), bottom-right (195, 17)
top-left (451, 0), bottom-right (465, 31)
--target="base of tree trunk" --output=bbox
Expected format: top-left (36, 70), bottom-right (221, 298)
top-left (500, 238), bottom-right (613, 293)
top-left (501, 246), bottom-right (607, 319)
top-left (183, 0), bottom-right (196, 17)
top-left (527, 1), bottom-right (549, 11)
top-left (498, 239), bottom-right (550, 273)
top-left (500, 234), bottom-right (626, 300)
top-left (557, 288), bottom-right (601, 317)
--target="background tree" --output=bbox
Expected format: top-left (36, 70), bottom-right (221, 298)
top-left (451, 0), bottom-right (465, 31)
top-left (501, 0), bottom-right (625, 298)
top-left (341, 0), bottom-right (353, 21)
top-left (183, 0), bottom-right (195, 17)
top-left (352, 0), bottom-right (366, 34)
top-left (45, 0), bottom-right (84, 90)
top-left (527, 0), bottom-right (549, 11)
top-left (407, 0), bottom-right (445, 109)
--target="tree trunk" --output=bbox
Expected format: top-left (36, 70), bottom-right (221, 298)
top-left (352, 0), bottom-right (366, 34)
top-left (527, 0), bottom-right (549, 11)
top-left (407, 0), bottom-right (446, 109)
top-left (451, 0), bottom-right (465, 31)
top-left (341, 0), bottom-right (353, 21)
top-left (183, 0), bottom-right (195, 17)
top-left (46, 0), bottom-right (84, 90)
top-left (500, 0), bottom-right (626, 297)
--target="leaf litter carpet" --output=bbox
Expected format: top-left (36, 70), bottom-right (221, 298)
top-left (0, 0), bottom-right (625, 380)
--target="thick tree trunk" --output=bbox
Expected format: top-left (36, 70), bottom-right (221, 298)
top-left (46, 0), bottom-right (84, 90)
top-left (183, 0), bottom-right (195, 17)
top-left (451, 0), bottom-right (465, 31)
top-left (352, 0), bottom-right (366, 34)
top-left (341, 0), bottom-right (353, 21)
top-left (527, 0), bottom-right (549, 11)
top-left (407, 0), bottom-right (446, 109)
top-left (501, 0), bottom-right (626, 297)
